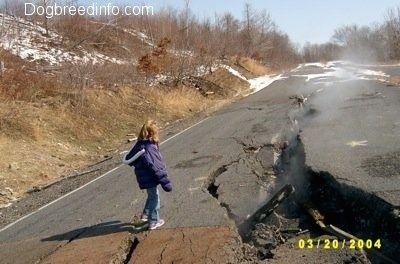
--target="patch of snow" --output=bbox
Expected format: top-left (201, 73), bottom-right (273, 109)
top-left (220, 65), bottom-right (247, 81)
top-left (123, 28), bottom-right (155, 48)
top-left (0, 13), bottom-right (126, 65)
top-left (197, 63), bottom-right (287, 93)
top-left (293, 61), bottom-right (390, 85)
top-left (248, 74), bottom-right (287, 93)
top-left (357, 69), bottom-right (389, 77)
top-left (194, 63), bottom-right (224, 76)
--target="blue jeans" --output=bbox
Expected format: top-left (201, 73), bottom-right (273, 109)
top-left (143, 186), bottom-right (160, 223)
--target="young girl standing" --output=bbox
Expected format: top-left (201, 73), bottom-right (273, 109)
top-left (123, 120), bottom-right (172, 230)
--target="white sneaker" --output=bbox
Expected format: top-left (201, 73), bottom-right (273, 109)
top-left (140, 213), bottom-right (148, 222)
top-left (148, 219), bottom-right (165, 230)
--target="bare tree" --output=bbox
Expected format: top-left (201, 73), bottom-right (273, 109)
top-left (252, 9), bottom-right (274, 59)
top-left (0, 59), bottom-right (4, 79)
top-left (37, 0), bottom-right (53, 36)
top-left (384, 6), bottom-right (400, 60)
top-left (63, 62), bottom-right (97, 106)
top-left (218, 12), bottom-right (239, 56)
top-left (302, 42), bottom-right (342, 62)
top-left (242, 3), bottom-right (254, 55)
top-left (332, 24), bottom-right (386, 62)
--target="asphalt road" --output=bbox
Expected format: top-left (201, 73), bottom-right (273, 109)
top-left (0, 72), bottom-right (299, 264)
top-left (297, 62), bottom-right (400, 206)
top-left (0, 62), bottom-right (399, 263)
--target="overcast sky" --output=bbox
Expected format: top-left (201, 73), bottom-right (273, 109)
top-left (79, 0), bottom-right (399, 45)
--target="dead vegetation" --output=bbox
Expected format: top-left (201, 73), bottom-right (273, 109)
top-left (0, 2), bottom-right (293, 207)
top-left (0, 77), bottom-right (219, 205)
top-left (0, 45), bottom-right (272, 207)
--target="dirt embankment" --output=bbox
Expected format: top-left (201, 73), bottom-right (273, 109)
top-left (0, 54), bottom-right (270, 209)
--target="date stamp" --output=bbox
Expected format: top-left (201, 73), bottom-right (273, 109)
top-left (298, 239), bottom-right (382, 250)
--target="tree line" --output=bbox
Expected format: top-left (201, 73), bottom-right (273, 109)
top-left (302, 6), bottom-right (400, 63)
top-left (0, 0), bottom-right (300, 69)
top-left (1, 0), bottom-right (400, 66)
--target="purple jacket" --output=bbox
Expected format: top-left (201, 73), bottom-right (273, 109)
top-left (122, 140), bottom-right (172, 192)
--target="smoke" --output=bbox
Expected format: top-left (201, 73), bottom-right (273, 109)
top-left (296, 61), bottom-right (388, 127)
top-left (339, 46), bottom-right (379, 64)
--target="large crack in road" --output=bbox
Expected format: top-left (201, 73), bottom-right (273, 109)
top-left (203, 104), bottom-right (400, 263)
top-left (44, 94), bottom-right (399, 264)
top-left (7, 67), bottom-right (399, 263)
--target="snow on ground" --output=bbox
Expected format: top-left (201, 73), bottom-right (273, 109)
top-left (213, 64), bottom-right (287, 93)
top-left (242, 60), bottom-right (392, 95)
top-left (0, 13), bottom-right (125, 65)
top-left (4, 11), bottom-right (388, 95)
top-left (217, 64), bottom-right (287, 93)
top-left (0, 13), bottom-right (288, 93)
top-left (248, 74), bottom-right (287, 93)
top-left (122, 28), bottom-right (155, 48)
top-left (150, 63), bottom-right (286, 93)
top-left (123, 26), bottom-right (193, 57)
top-left (220, 64), bottom-right (247, 81)
top-left (293, 61), bottom-right (390, 85)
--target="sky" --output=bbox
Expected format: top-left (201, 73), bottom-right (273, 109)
top-left (78, 0), bottom-right (400, 46)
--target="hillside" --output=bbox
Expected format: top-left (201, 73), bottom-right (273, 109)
top-left (0, 12), bottom-right (280, 208)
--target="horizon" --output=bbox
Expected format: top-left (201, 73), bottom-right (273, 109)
top-left (1, 1), bottom-right (399, 46)
top-left (76, 0), bottom-right (400, 46)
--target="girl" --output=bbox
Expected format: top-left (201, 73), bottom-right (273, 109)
top-left (123, 120), bottom-right (172, 230)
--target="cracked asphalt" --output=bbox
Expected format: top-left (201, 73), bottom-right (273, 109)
top-left (0, 69), bottom-right (299, 263)
top-left (0, 62), bottom-right (399, 263)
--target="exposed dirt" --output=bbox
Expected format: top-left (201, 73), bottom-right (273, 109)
top-left (38, 230), bottom-right (133, 264)
top-left (129, 226), bottom-right (243, 264)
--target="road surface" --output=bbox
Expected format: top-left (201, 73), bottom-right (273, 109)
top-left (0, 61), bottom-right (399, 263)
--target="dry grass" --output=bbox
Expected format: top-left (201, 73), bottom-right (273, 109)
top-left (235, 56), bottom-right (273, 76)
top-left (0, 102), bottom-right (38, 140)
top-left (1, 42), bottom-right (266, 207)
top-left (0, 49), bottom-right (66, 102)
top-left (142, 85), bottom-right (210, 120)
top-left (0, 82), bottom-right (215, 205)
top-left (205, 68), bottom-right (250, 97)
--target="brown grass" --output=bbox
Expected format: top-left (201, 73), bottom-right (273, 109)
top-left (0, 102), bottom-right (41, 141)
top-left (0, 49), bottom-right (64, 101)
top-left (235, 56), bottom-right (273, 76)
top-left (0, 81), bottom-right (215, 205)
top-left (142, 85), bottom-right (209, 120)
top-left (0, 47), bottom-right (264, 207)
top-left (205, 68), bottom-right (250, 97)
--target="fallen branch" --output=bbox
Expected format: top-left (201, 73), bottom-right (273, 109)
top-left (88, 156), bottom-right (112, 168)
top-left (28, 168), bottom-right (100, 193)
top-left (238, 184), bottom-right (295, 236)
top-left (67, 168), bottom-right (100, 178)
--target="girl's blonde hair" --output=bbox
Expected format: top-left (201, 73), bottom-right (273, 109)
top-left (138, 120), bottom-right (160, 144)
